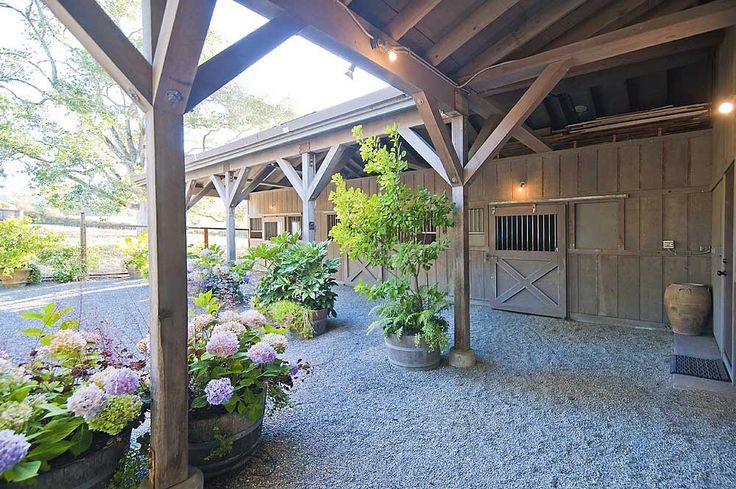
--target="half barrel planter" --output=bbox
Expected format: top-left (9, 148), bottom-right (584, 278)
top-left (664, 283), bottom-right (712, 335)
top-left (188, 391), bottom-right (266, 478)
top-left (0, 430), bottom-right (130, 489)
top-left (310, 308), bottom-right (328, 337)
top-left (0, 268), bottom-right (31, 286)
top-left (384, 334), bottom-right (440, 370)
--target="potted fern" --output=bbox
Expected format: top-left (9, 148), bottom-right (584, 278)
top-left (329, 124), bottom-right (454, 369)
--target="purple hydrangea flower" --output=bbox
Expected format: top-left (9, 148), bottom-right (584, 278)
top-left (289, 365), bottom-right (299, 377)
top-left (204, 378), bottom-right (233, 406)
top-left (247, 342), bottom-right (276, 365)
top-left (206, 331), bottom-right (239, 358)
top-left (0, 430), bottom-right (29, 473)
top-left (103, 368), bottom-right (140, 395)
top-left (67, 384), bottom-right (108, 419)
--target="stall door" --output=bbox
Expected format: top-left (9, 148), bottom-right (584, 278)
top-left (489, 204), bottom-right (566, 318)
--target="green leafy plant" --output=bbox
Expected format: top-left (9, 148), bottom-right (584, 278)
top-left (329, 124), bottom-right (455, 352)
top-left (246, 233), bottom-right (339, 315)
top-left (40, 245), bottom-right (100, 283)
top-left (266, 300), bottom-right (315, 338)
top-left (121, 233), bottom-right (148, 278)
top-left (0, 218), bottom-right (57, 277)
top-left (27, 264), bottom-right (42, 285)
top-left (204, 426), bottom-right (235, 462)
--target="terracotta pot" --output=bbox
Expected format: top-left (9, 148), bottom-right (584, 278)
top-left (0, 430), bottom-right (130, 489)
top-left (664, 283), bottom-right (711, 335)
top-left (384, 334), bottom-right (440, 370)
top-left (0, 268), bottom-right (31, 286)
top-left (188, 391), bottom-right (265, 478)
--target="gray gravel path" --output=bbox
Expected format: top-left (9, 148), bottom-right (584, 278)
top-left (2, 281), bottom-right (735, 488)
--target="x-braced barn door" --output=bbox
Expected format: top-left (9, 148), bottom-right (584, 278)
top-left (489, 204), bottom-right (566, 318)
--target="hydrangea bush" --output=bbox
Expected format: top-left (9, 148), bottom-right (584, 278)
top-left (159, 291), bottom-right (309, 423)
top-left (0, 304), bottom-right (145, 483)
top-left (186, 245), bottom-right (253, 309)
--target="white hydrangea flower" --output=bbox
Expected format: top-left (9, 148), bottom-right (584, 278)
top-left (191, 314), bottom-right (215, 333)
top-left (239, 310), bottom-right (267, 329)
top-left (212, 321), bottom-right (246, 336)
top-left (49, 330), bottom-right (87, 354)
top-left (262, 333), bottom-right (288, 354)
top-left (217, 310), bottom-right (242, 324)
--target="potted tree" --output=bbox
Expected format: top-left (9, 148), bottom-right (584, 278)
top-left (121, 233), bottom-right (148, 279)
top-left (0, 218), bottom-right (55, 286)
top-left (328, 125), bottom-right (454, 370)
top-left (0, 304), bottom-right (146, 487)
top-left (247, 233), bottom-right (338, 338)
top-left (146, 291), bottom-right (309, 478)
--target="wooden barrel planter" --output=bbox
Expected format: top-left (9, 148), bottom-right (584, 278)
top-left (664, 283), bottom-right (711, 335)
top-left (310, 308), bottom-right (328, 337)
top-left (0, 430), bottom-right (130, 489)
top-left (0, 268), bottom-right (31, 286)
top-left (188, 392), bottom-right (266, 478)
top-left (384, 334), bottom-right (440, 370)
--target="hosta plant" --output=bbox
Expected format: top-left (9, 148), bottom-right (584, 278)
top-left (329, 124), bottom-right (455, 352)
top-left (0, 303), bottom-right (146, 483)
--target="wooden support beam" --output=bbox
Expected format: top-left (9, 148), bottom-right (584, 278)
top-left (398, 128), bottom-right (450, 185)
top-left (463, 0), bottom-right (736, 91)
top-left (301, 153), bottom-right (316, 242)
top-left (224, 171), bottom-right (237, 261)
top-left (424, 0), bottom-right (523, 66)
top-left (464, 60), bottom-right (571, 184)
top-left (456, 0), bottom-right (587, 78)
top-left (186, 181), bottom-right (214, 210)
top-left (413, 92), bottom-right (463, 185)
top-left (185, 180), bottom-right (196, 205)
top-left (468, 94), bottom-right (551, 153)
top-left (233, 164), bottom-right (277, 207)
top-left (145, 108), bottom-right (191, 489)
top-left (142, 0), bottom-right (166, 62)
top-left (210, 175), bottom-right (226, 201)
top-left (276, 158), bottom-right (304, 199)
top-left (152, 0), bottom-right (216, 112)
top-left (384, 0), bottom-right (443, 40)
top-left (186, 14), bottom-right (304, 111)
top-left (307, 145), bottom-right (346, 200)
top-left (468, 115), bottom-right (502, 159)
top-left (227, 167), bottom-right (251, 208)
top-left (42, 0), bottom-right (152, 110)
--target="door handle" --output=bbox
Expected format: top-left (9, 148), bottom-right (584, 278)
top-left (717, 270), bottom-right (727, 277)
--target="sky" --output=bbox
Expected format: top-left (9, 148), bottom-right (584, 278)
top-left (0, 0), bottom-right (389, 206)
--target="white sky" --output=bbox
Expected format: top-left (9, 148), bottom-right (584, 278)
top-left (0, 0), bottom-right (389, 204)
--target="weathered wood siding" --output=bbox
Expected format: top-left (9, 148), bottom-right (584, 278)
top-left (247, 130), bottom-right (713, 328)
top-left (711, 27), bottom-right (736, 349)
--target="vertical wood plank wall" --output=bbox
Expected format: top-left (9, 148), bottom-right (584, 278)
top-left (711, 27), bottom-right (736, 350)
top-left (247, 130), bottom-right (713, 328)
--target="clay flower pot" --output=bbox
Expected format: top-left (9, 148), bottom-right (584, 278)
top-left (664, 283), bottom-right (711, 335)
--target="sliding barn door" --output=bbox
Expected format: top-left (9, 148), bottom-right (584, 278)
top-left (489, 204), bottom-right (566, 318)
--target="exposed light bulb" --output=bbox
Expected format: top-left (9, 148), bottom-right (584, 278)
top-left (519, 181), bottom-right (526, 190)
top-left (718, 100), bottom-right (735, 115)
top-left (387, 49), bottom-right (398, 62)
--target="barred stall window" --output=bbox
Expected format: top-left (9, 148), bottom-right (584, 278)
top-left (264, 221), bottom-right (279, 240)
top-left (326, 214), bottom-right (338, 236)
top-left (250, 218), bottom-right (263, 239)
top-left (469, 208), bottom-right (486, 247)
top-left (398, 220), bottom-right (437, 244)
top-left (495, 213), bottom-right (557, 252)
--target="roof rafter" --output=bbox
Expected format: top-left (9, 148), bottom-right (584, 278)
top-left (384, 0), bottom-right (443, 40)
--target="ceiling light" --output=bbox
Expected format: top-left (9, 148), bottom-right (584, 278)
top-left (387, 49), bottom-right (398, 62)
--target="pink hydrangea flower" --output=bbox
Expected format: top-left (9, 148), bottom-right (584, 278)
top-left (247, 341), bottom-right (276, 364)
top-left (206, 331), bottom-right (239, 358)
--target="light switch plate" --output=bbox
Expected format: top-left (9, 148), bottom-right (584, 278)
top-left (663, 240), bottom-right (675, 249)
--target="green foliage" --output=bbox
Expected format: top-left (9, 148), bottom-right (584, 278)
top-left (105, 446), bottom-right (148, 489)
top-left (204, 426), bottom-right (235, 462)
top-left (0, 1), bottom-right (294, 214)
top-left (0, 218), bottom-right (58, 276)
top-left (193, 290), bottom-right (222, 316)
top-left (267, 300), bottom-right (314, 339)
top-left (246, 233), bottom-right (339, 314)
top-left (121, 233), bottom-right (148, 278)
top-left (39, 245), bottom-right (99, 282)
top-left (86, 395), bottom-right (142, 436)
top-left (329, 125), bottom-right (455, 352)
top-left (27, 264), bottom-right (42, 285)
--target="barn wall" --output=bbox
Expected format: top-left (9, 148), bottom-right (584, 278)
top-left (246, 130), bottom-right (713, 328)
top-left (711, 27), bottom-right (736, 355)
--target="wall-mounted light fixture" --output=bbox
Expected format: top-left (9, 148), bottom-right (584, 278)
top-left (371, 37), bottom-right (401, 62)
top-left (519, 180), bottom-right (527, 191)
top-left (344, 63), bottom-right (356, 80)
top-left (717, 96), bottom-right (735, 115)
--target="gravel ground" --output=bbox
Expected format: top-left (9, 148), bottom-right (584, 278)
top-left (2, 280), bottom-right (735, 488)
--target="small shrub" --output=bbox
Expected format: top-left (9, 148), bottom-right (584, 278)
top-left (267, 300), bottom-right (314, 338)
top-left (121, 233), bottom-right (148, 278)
top-left (0, 218), bottom-right (58, 277)
top-left (26, 264), bottom-right (42, 285)
top-left (40, 245), bottom-right (100, 283)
